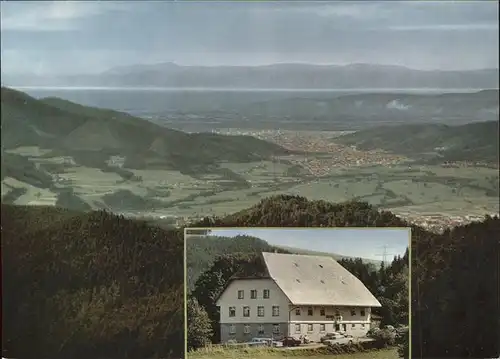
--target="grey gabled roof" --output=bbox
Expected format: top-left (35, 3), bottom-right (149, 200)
top-left (262, 252), bottom-right (382, 307)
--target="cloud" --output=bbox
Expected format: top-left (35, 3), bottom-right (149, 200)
top-left (388, 23), bottom-right (499, 31)
top-left (0, 1), bottom-right (128, 31)
top-left (244, 2), bottom-right (385, 20)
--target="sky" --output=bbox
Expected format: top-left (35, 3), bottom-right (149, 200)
top-left (206, 228), bottom-right (410, 262)
top-left (0, 1), bottom-right (498, 76)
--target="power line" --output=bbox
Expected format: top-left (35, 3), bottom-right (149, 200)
top-left (375, 245), bottom-right (396, 263)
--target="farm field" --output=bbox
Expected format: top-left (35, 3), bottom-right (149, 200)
top-left (2, 144), bottom-right (498, 221)
top-left (187, 347), bottom-right (399, 359)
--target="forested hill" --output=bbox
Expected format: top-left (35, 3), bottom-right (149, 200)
top-left (194, 195), bottom-right (408, 227)
top-left (2, 195), bottom-right (499, 358)
top-left (1, 87), bottom-right (291, 171)
top-left (333, 120), bottom-right (499, 165)
top-left (1, 203), bottom-right (185, 358)
top-left (186, 235), bottom-right (289, 291)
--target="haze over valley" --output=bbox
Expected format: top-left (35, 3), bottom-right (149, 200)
top-left (2, 86), bottom-right (498, 231)
top-left (1, 0), bottom-right (498, 231)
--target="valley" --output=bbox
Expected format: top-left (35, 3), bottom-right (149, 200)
top-left (1, 87), bottom-right (498, 232)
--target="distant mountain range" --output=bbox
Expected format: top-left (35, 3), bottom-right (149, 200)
top-left (2, 63), bottom-right (498, 89)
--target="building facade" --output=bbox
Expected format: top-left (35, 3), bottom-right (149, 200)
top-left (216, 252), bottom-right (382, 343)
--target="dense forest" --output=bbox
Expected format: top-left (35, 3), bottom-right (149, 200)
top-left (1, 204), bottom-right (185, 359)
top-left (188, 246), bottom-right (409, 349)
top-left (185, 234), bottom-right (287, 291)
top-left (2, 195), bottom-right (499, 358)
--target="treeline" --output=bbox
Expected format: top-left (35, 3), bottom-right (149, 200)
top-left (2, 195), bottom-right (499, 358)
top-left (338, 253), bottom-right (409, 327)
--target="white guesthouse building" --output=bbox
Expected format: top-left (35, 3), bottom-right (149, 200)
top-left (215, 252), bottom-right (382, 343)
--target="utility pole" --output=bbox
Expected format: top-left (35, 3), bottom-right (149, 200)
top-left (375, 245), bottom-right (396, 264)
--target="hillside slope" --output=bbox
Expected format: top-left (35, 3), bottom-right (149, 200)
top-left (1, 203), bottom-right (184, 359)
top-left (242, 89), bottom-right (499, 121)
top-left (186, 235), bottom-right (289, 291)
top-left (333, 121), bottom-right (499, 164)
top-left (1, 87), bottom-right (291, 171)
top-left (275, 245), bottom-right (382, 268)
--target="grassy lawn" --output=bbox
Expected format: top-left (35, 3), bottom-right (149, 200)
top-left (187, 347), bottom-right (399, 359)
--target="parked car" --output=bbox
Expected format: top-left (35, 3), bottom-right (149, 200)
top-left (367, 327), bottom-right (381, 337)
top-left (249, 337), bottom-right (283, 347)
top-left (323, 333), bottom-right (354, 346)
top-left (281, 336), bottom-right (301, 347)
top-left (395, 326), bottom-right (409, 339)
top-left (320, 332), bottom-right (340, 343)
top-left (247, 338), bottom-right (268, 347)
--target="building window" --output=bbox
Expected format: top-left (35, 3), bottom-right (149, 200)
top-left (258, 306), bottom-right (265, 317)
top-left (352, 324), bottom-right (356, 328)
top-left (307, 307), bottom-right (313, 316)
top-left (251, 290), bottom-right (257, 299)
top-left (361, 324), bottom-right (365, 328)
top-left (320, 324), bottom-right (326, 332)
top-left (243, 306), bottom-right (250, 317)
top-left (244, 325), bottom-right (250, 334)
top-left (295, 324), bottom-right (301, 333)
top-left (273, 324), bottom-right (280, 334)
top-left (335, 309), bottom-right (340, 316)
top-left (320, 307), bottom-right (325, 316)
top-left (307, 324), bottom-right (313, 332)
top-left (238, 290), bottom-right (244, 299)
top-left (360, 309), bottom-right (366, 316)
top-left (258, 325), bottom-right (265, 335)
top-left (295, 307), bottom-right (301, 315)
top-left (350, 309), bottom-right (356, 316)
top-left (229, 306), bottom-right (236, 317)
top-left (272, 306), bottom-right (280, 316)
top-left (230, 325), bottom-right (236, 334)
top-left (263, 289), bottom-right (270, 299)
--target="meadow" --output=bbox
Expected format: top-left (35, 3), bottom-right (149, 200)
top-left (3, 145), bottom-right (498, 219)
top-left (187, 346), bottom-right (399, 359)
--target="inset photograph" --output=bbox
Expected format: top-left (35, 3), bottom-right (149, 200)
top-left (185, 228), bottom-right (410, 359)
